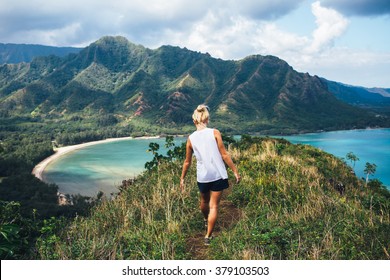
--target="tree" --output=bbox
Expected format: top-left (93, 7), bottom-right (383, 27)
top-left (144, 142), bottom-right (163, 171)
top-left (364, 162), bottom-right (377, 187)
top-left (144, 137), bottom-right (185, 171)
top-left (346, 152), bottom-right (359, 168)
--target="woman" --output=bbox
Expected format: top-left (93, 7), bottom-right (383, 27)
top-left (180, 104), bottom-right (241, 245)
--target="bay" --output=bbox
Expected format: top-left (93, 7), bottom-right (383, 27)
top-left (43, 128), bottom-right (390, 197)
top-left (277, 128), bottom-right (390, 189)
top-left (43, 137), bottom-right (185, 197)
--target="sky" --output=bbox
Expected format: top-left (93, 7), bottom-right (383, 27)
top-left (0, 0), bottom-right (389, 88)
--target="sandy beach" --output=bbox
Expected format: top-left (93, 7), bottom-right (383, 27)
top-left (32, 136), bottom-right (160, 181)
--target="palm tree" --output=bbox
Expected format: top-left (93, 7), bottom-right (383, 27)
top-left (364, 162), bottom-right (377, 187)
top-left (346, 152), bottom-right (359, 168)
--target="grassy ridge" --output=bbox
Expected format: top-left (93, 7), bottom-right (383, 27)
top-left (36, 160), bottom-right (200, 259)
top-left (35, 137), bottom-right (390, 259)
top-left (212, 138), bottom-right (389, 259)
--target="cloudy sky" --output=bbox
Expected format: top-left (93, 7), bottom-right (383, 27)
top-left (1, 0), bottom-right (389, 88)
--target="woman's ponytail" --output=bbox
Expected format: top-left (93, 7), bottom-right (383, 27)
top-left (192, 104), bottom-right (210, 124)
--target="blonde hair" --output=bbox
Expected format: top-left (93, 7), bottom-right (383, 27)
top-left (192, 104), bottom-right (210, 124)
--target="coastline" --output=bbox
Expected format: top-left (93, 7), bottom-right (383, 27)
top-left (278, 128), bottom-right (390, 188)
top-left (265, 126), bottom-right (389, 137)
top-left (31, 135), bottom-right (160, 181)
top-left (32, 128), bottom-right (389, 189)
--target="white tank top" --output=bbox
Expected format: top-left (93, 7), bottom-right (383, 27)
top-left (189, 128), bottom-right (228, 183)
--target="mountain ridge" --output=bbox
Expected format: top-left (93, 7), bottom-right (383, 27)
top-left (0, 43), bottom-right (82, 64)
top-left (324, 79), bottom-right (390, 113)
top-left (0, 36), bottom-right (389, 134)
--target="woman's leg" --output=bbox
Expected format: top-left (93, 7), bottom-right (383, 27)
top-left (205, 190), bottom-right (223, 238)
top-left (200, 191), bottom-right (210, 220)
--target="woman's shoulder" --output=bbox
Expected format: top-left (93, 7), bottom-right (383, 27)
top-left (189, 130), bottom-right (198, 137)
top-left (212, 128), bottom-right (221, 136)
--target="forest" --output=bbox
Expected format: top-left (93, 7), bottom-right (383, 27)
top-left (0, 115), bottom-right (137, 258)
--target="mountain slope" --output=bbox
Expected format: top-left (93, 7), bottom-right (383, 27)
top-left (0, 36), bottom-right (388, 133)
top-left (0, 43), bottom-right (82, 64)
top-left (325, 79), bottom-right (390, 114)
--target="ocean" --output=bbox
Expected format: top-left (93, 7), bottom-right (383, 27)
top-left (42, 129), bottom-right (390, 196)
top-left (278, 128), bottom-right (390, 189)
top-left (42, 137), bottom-right (184, 197)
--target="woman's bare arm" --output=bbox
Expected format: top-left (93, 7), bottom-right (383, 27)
top-left (214, 129), bottom-right (241, 183)
top-left (180, 138), bottom-right (193, 190)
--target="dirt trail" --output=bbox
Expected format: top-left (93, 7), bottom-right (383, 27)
top-left (186, 188), bottom-right (242, 260)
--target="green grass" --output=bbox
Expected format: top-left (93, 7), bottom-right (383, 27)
top-left (34, 137), bottom-right (390, 260)
top-left (35, 161), bottom-right (201, 259)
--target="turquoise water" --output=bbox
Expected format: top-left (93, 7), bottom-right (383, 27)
top-left (278, 128), bottom-right (390, 188)
top-left (43, 129), bottom-right (390, 196)
top-left (43, 137), bottom-right (185, 197)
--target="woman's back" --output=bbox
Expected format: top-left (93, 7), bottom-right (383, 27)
top-left (189, 128), bottom-right (228, 183)
top-left (180, 104), bottom-right (241, 244)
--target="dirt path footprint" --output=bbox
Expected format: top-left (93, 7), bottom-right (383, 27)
top-left (186, 188), bottom-right (242, 260)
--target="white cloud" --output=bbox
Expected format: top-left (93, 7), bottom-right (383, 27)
top-left (184, 13), bottom-right (261, 59)
top-left (0, 0), bottom-right (304, 47)
top-left (166, 2), bottom-right (348, 61)
top-left (300, 48), bottom-right (390, 87)
top-left (307, 1), bottom-right (349, 53)
top-left (15, 23), bottom-right (83, 47)
top-left (253, 23), bottom-right (309, 55)
top-left (223, 0), bottom-right (304, 20)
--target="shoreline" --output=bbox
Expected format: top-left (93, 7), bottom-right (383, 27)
top-left (31, 127), bottom-right (389, 188)
top-left (31, 135), bottom-right (160, 181)
top-left (33, 127), bottom-right (388, 181)
top-left (259, 126), bottom-right (389, 137)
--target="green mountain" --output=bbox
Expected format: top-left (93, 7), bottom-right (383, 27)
top-left (0, 36), bottom-right (389, 134)
top-left (0, 43), bottom-right (82, 64)
top-left (324, 79), bottom-right (390, 114)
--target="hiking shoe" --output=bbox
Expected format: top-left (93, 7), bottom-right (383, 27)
top-left (204, 236), bottom-right (213, 246)
top-left (204, 219), bottom-right (208, 230)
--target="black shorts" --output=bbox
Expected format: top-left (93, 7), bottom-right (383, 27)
top-left (197, 178), bottom-right (229, 193)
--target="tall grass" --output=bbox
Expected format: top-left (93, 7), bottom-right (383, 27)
top-left (36, 137), bottom-right (390, 259)
top-left (211, 138), bottom-right (390, 260)
top-left (36, 160), bottom-right (201, 259)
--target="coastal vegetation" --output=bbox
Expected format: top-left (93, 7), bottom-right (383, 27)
top-left (0, 116), bottom-right (107, 259)
top-left (3, 136), bottom-right (387, 260)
